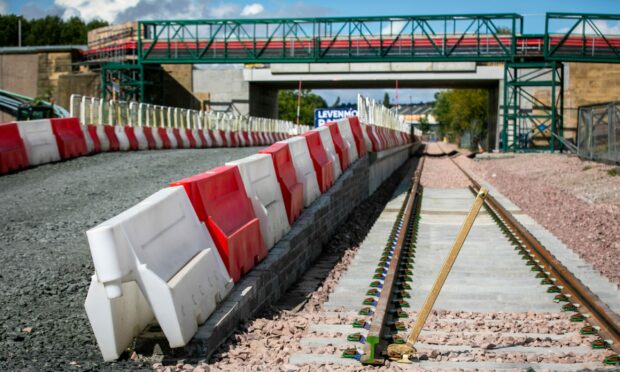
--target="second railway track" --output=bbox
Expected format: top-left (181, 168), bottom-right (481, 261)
top-left (288, 144), bottom-right (620, 370)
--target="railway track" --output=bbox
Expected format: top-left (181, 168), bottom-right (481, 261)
top-left (290, 146), bottom-right (620, 369)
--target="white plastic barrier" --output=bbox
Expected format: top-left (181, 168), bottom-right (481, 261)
top-left (178, 129), bottom-right (191, 148)
top-left (317, 126), bottom-right (342, 180)
top-left (202, 129), bottom-right (213, 147)
top-left (192, 129), bottom-right (204, 148)
top-left (282, 137), bottom-right (321, 207)
top-left (336, 119), bottom-right (359, 163)
top-left (114, 126), bottom-right (131, 151)
top-left (166, 128), bottom-right (178, 148)
top-left (151, 127), bottom-right (164, 149)
top-left (133, 127), bottom-right (149, 150)
top-left (96, 125), bottom-right (111, 152)
top-left (84, 187), bottom-right (233, 361)
top-left (226, 154), bottom-right (290, 250)
top-left (360, 123), bottom-right (373, 153)
top-left (212, 130), bottom-right (224, 147)
top-left (81, 125), bottom-right (95, 153)
top-left (16, 119), bottom-right (61, 165)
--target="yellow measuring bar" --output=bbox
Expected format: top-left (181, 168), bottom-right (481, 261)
top-left (388, 187), bottom-right (488, 363)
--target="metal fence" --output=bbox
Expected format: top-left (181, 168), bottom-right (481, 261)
top-left (577, 101), bottom-right (620, 164)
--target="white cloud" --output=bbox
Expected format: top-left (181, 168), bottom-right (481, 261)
top-left (55, 0), bottom-right (140, 22)
top-left (209, 3), bottom-right (239, 18)
top-left (382, 21), bottom-right (407, 36)
top-left (558, 20), bottom-right (620, 36)
top-left (240, 3), bottom-right (264, 17)
top-left (590, 20), bottom-right (620, 35)
top-left (0, 0), bottom-right (8, 14)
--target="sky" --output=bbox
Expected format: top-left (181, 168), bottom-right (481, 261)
top-left (2, 0), bottom-right (619, 104)
top-left (4, 0), bottom-right (620, 33)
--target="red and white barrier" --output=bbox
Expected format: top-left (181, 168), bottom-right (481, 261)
top-left (0, 123), bottom-right (29, 174)
top-left (84, 186), bottom-right (233, 360)
top-left (227, 154), bottom-right (290, 250)
top-left (171, 166), bottom-right (268, 283)
top-left (302, 130), bottom-right (334, 193)
top-left (16, 119), bottom-right (61, 166)
top-left (316, 126), bottom-right (342, 180)
top-left (336, 118), bottom-right (359, 163)
top-left (50, 117), bottom-right (88, 160)
top-left (326, 122), bottom-right (351, 171)
top-left (282, 137), bottom-right (321, 207)
top-left (259, 143), bottom-right (304, 225)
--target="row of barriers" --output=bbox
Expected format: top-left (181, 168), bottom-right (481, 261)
top-left (0, 117), bottom-right (89, 174)
top-left (0, 94), bottom-right (416, 175)
top-left (0, 96), bottom-right (297, 175)
top-left (84, 113), bottom-right (413, 361)
top-left (70, 94), bottom-right (298, 140)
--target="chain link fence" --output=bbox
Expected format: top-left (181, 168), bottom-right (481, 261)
top-left (577, 101), bottom-right (620, 164)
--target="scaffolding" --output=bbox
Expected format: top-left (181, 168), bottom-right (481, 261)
top-left (502, 62), bottom-right (564, 152)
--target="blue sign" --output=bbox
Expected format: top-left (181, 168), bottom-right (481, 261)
top-left (314, 107), bottom-right (358, 127)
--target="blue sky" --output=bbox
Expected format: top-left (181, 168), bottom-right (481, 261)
top-left (4, 0), bottom-right (620, 32)
top-left (3, 0), bottom-right (618, 104)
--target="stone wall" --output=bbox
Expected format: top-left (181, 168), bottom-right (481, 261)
top-left (565, 62), bottom-right (620, 136)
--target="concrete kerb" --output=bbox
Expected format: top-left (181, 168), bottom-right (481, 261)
top-left (134, 144), bottom-right (415, 362)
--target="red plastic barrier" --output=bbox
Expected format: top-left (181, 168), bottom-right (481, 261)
top-left (86, 125), bottom-right (101, 153)
top-left (326, 122), bottom-right (350, 170)
top-left (217, 130), bottom-right (226, 146)
top-left (347, 117), bottom-right (367, 158)
top-left (123, 126), bottom-right (139, 151)
top-left (390, 129), bottom-right (399, 146)
top-left (377, 127), bottom-right (387, 150)
top-left (302, 130), bottom-right (334, 193)
top-left (365, 125), bottom-right (379, 152)
top-left (205, 129), bottom-right (217, 147)
top-left (0, 123), bottom-right (29, 174)
top-left (241, 131), bottom-right (250, 146)
top-left (250, 132), bottom-right (259, 146)
top-left (171, 165), bottom-right (267, 282)
top-left (259, 143), bottom-right (304, 225)
top-left (103, 125), bottom-right (120, 151)
top-left (157, 128), bottom-right (172, 149)
top-left (50, 117), bottom-right (87, 159)
top-left (185, 129), bottom-right (197, 148)
top-left (230, 132), bottom-right (238, 147)
top-left (196, 130), bottom-right (208, 148)
top-left (142, 127), bottom-right (157, 149)
top-left (172, 128), bottom-right (183, 148)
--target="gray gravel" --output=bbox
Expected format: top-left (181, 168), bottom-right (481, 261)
top-left (0, 148), bottom-right (261, 371)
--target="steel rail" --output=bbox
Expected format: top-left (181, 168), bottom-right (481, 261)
top-left (440, 146), bottom-right (620, 354)
top-left (360, 156), bottom-right (425, 364)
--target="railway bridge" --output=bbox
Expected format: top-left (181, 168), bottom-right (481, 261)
top-left (86, 12), bottom-right (620, 151)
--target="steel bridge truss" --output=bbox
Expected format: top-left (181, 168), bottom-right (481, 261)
top-left (545, 13), bottom-right (620, 62)
top-left (138, 14), bottom-right (522, 63)
top-left (92, 13), bottom-right (620, 153)
top-left (502, 62), bottom-right (564, 152)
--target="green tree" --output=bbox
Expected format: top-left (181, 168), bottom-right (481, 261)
top-left (278, 89), bottom-right (327, 126)
top-left (419, 115), bottom-right (431, 134)
top-left (383, 92), bottom-right (390, 108)
top-left (0, 14), bottom-right (109, 46)
top-left (432, 89), bottom-right (488, 146)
